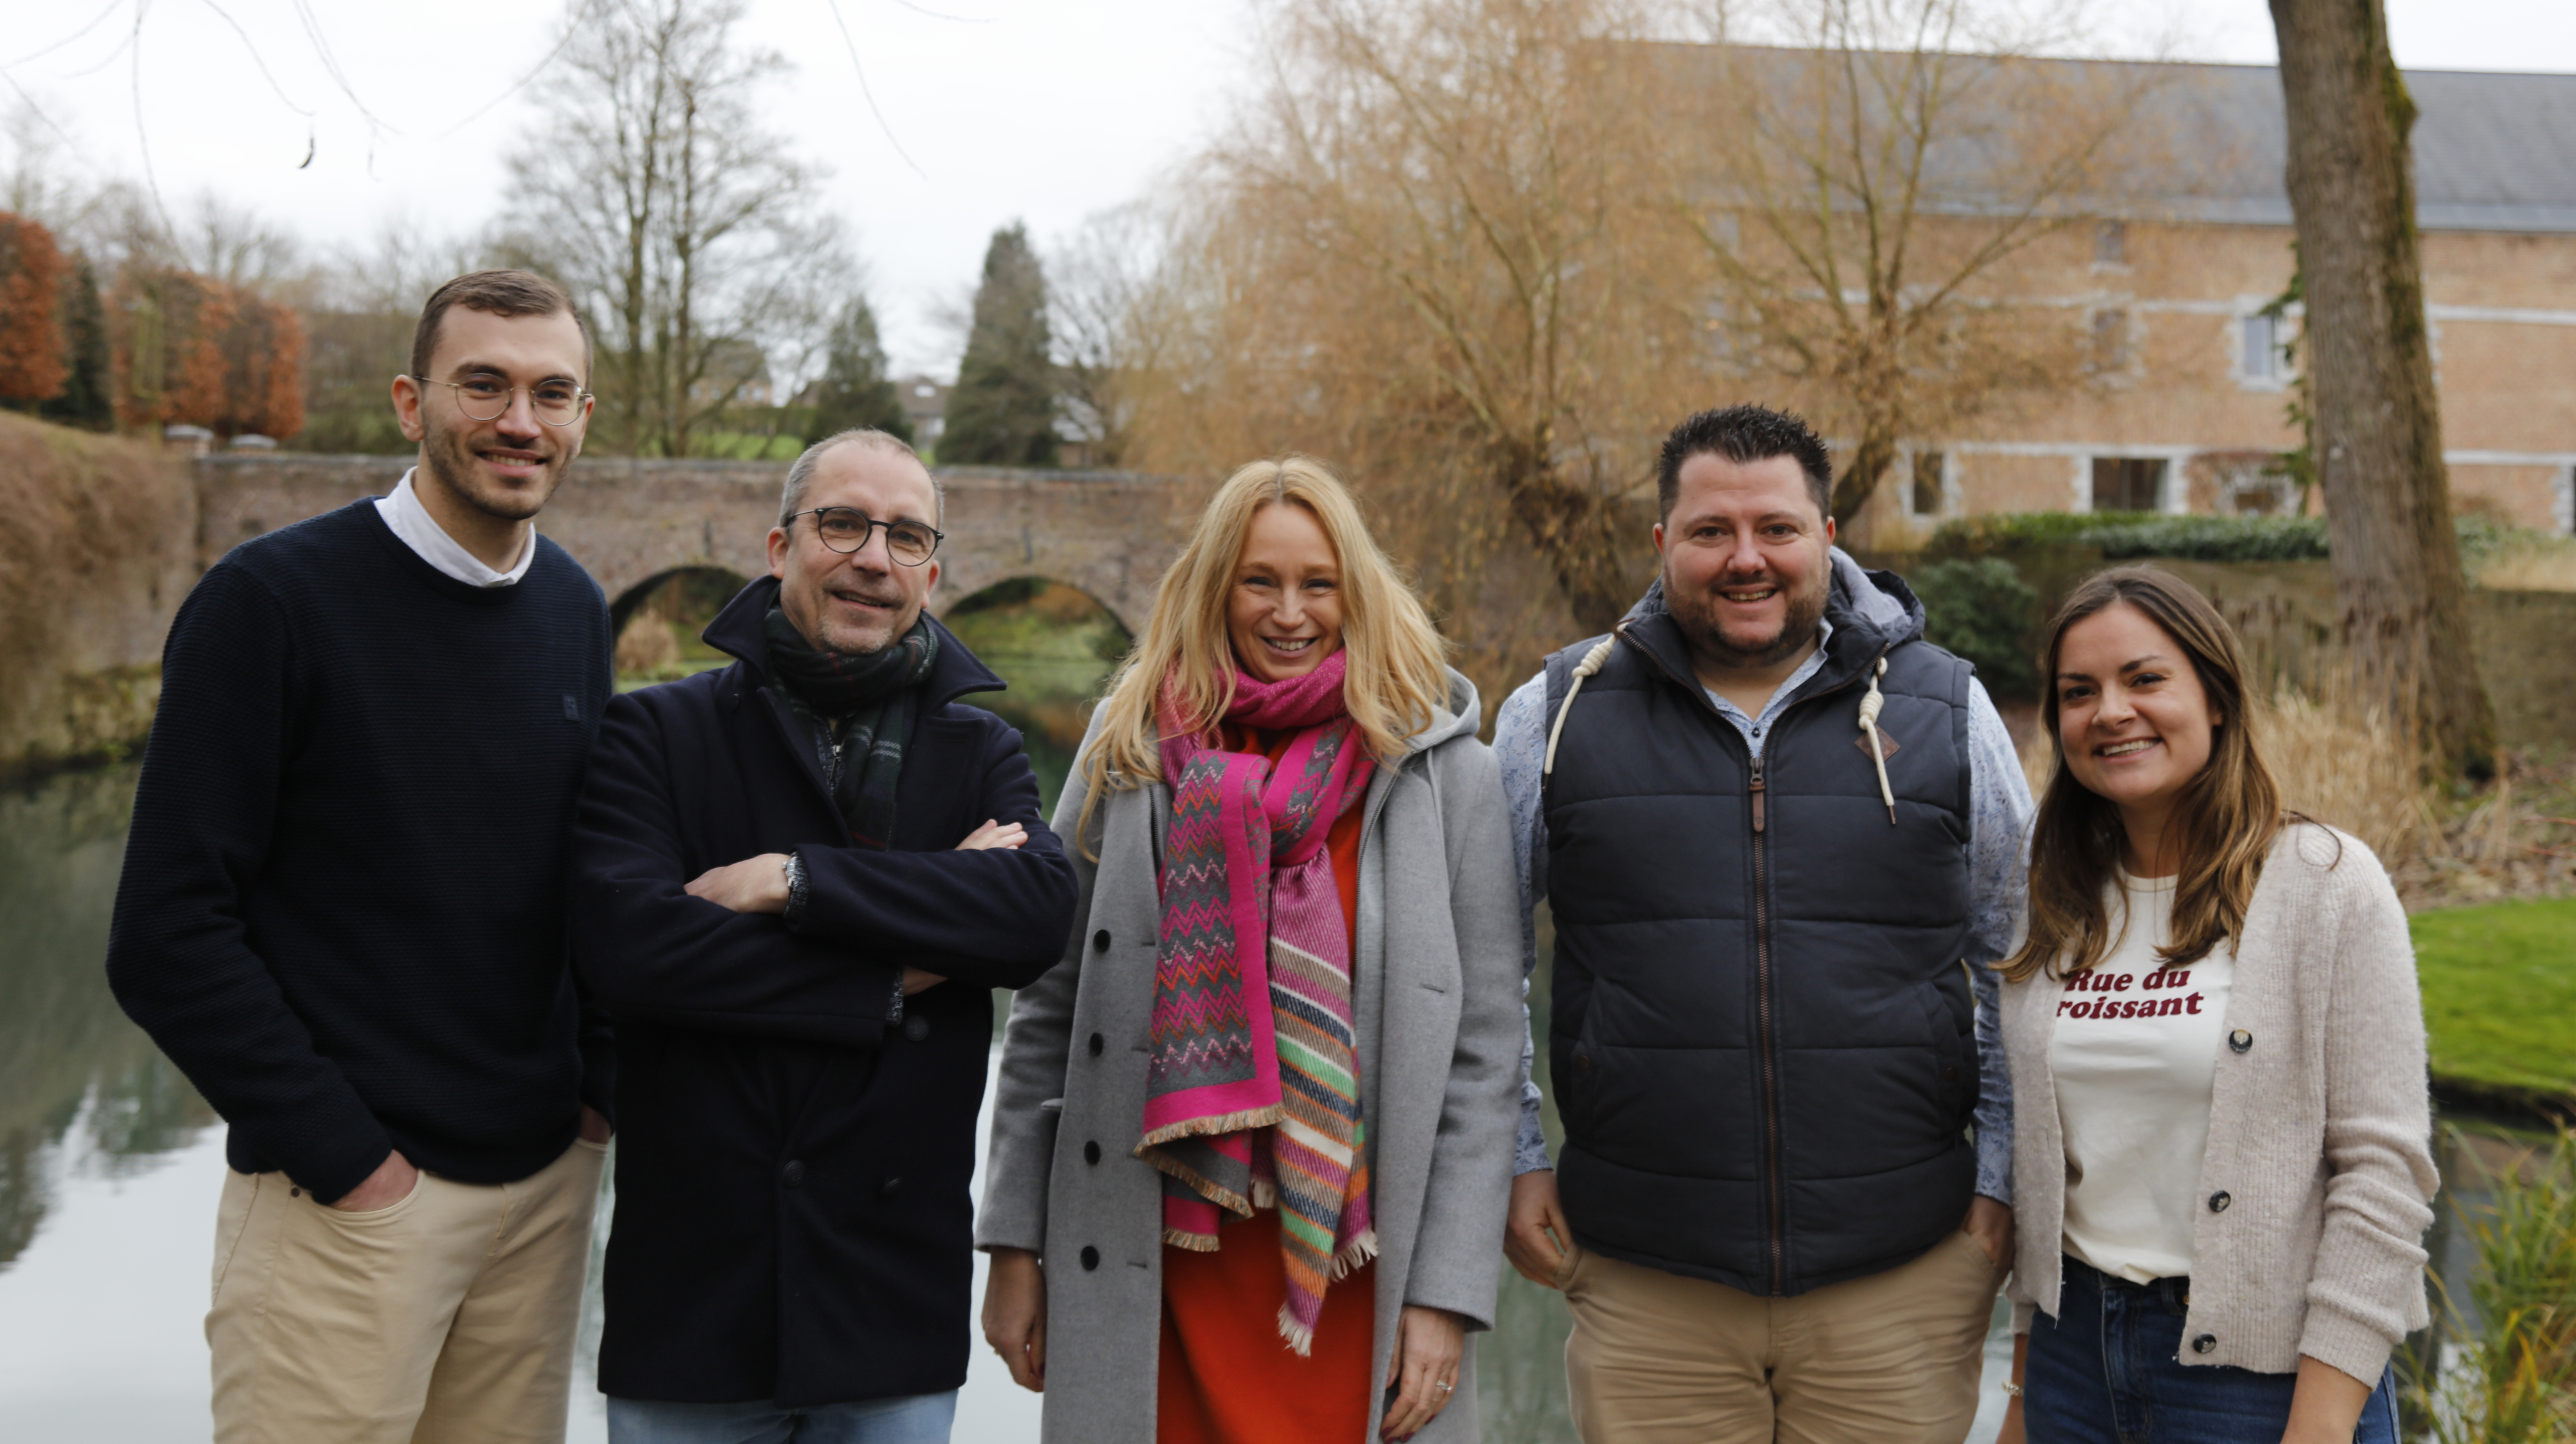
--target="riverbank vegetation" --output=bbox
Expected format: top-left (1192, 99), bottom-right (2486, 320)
top-left (2415, 1127), bottom-right (2576, 1442)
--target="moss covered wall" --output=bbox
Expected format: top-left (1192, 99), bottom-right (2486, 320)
top-left (0, 415), bottom-right (198, 779)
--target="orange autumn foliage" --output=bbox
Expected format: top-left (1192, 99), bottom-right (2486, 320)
top-left (110, 266), bottom-right (305, 438)
top-left (0, 212), bottom-right (69, 404)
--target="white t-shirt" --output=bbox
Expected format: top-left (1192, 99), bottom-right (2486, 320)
top-left (2051, 869), bottom-right (2236, 1284)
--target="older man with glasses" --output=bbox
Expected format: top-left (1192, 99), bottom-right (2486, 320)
top-left (109, 270), bottom-right (616, 1444)
top-left (568, 429), bottom-right (1078, 1443)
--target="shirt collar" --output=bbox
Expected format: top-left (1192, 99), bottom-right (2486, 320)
top-left (375, 468), bottom-right (535, 588)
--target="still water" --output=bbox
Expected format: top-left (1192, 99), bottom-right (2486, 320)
top-left (0, 761), bottom-right (2016, 1442)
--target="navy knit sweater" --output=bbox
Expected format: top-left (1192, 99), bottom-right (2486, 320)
top-left (107, 498), bottom-right (614, 1205)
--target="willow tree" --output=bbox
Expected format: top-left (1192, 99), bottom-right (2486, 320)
top-left (1127, 0), bottom-right (1706, 678)
top-left (2268, 0), bottom-right (2492, 775)
top-left (1673, 0), bottom-right (2155, 543)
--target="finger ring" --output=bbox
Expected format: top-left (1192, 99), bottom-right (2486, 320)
top-left (1435, 1381), bottom-right (1453, 1393)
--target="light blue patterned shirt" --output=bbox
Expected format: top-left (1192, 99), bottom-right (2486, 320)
top-left (1494, 550), bottom-right (2032, 1205)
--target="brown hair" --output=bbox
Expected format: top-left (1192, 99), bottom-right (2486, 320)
top-left (410, 270), bottom-right (589, 382)
top-left (2001, 566), bottom-right (2286, 983)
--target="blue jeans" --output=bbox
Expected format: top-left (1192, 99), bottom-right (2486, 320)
top-left (2027, 1256), bottom-right (2399, 1443)
top-left (606, 1390), bottom-right (957, 1444)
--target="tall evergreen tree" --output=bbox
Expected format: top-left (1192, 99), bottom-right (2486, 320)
top-left (941, 222), bottom-right (1058, 467)
top-left (47, 259), bottom-right (116, 430)
top-left (807, 296), bottom-right (912, 443)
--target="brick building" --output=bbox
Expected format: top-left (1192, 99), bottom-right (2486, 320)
top-left (1758, 59), bottom-right (2576, 539)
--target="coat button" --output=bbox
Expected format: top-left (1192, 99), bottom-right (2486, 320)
top-left (1087, 1032), bottom-right (1104, 1057)
top-left (1080, 1246), bottom-right (1100, 1271)
top-left (1944, 1066), bottom-right (1960, 1081)
top-left (780, 1160), bottom-right (805, 1189)
top-left (1573, 1053), bottom-right (1593, 1072)
top-left (903, 1016), bottom-right (930, 1042)
top-left (879, 1177), bottom-right (902, 1196)
top-left (2191, 1333), bottom-right (2216, 1354)
top-left (2229, 1030), bottom-right (2253, 1053)
top-left (1092, 929), bottom-right (1111, 952)
top-left (2209, 1191), bottom-right (2231, 1212)
top-left (1084, 1141), bottom-right (1101, 1165)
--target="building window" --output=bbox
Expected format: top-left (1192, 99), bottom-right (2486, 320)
top-left (2093, 221), bottom-right (2128, 267)
top-left (2092, 457), bottom-right (2166, 514)
top-left (1909, 450), bottom-right (1947, 517)
top-left (2090, 308), bottom-right (2132, 375)
top-left (2240, 312), bottom-right (2288, 384)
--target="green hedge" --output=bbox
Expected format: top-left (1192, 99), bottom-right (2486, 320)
top-left (1927, 511), bottom-right (2527, 565)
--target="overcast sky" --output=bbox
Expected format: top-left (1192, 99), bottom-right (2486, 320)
top-left (4, 0), bottom-right (2571, 378)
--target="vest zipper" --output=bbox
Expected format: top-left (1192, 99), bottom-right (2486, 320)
top-left (1750, 752), bottom-right (1783, 1294)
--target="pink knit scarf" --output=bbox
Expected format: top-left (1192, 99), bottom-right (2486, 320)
top-left (1137, 651), bottom-right (1377, 1354)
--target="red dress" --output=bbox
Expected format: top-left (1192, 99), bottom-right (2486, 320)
top-left (1155, 725), bottom-right (1376, 1444)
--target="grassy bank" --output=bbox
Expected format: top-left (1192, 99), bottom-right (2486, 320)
top-left (2415, 897), bottom-right (2576, 1116)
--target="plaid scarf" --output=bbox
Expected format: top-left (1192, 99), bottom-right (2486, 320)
top-left (1137, 651), bottom-right (1377, 1355)
top-left (762, 605), bottom-right (939, 849)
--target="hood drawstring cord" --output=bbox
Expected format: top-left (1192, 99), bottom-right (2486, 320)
top-left (1858, 656), bottom-right (1896, 824)
top-left (1543, 634), bottom-right (1618, 779)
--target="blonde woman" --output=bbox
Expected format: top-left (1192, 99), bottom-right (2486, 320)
top-left (1996, 567), bottom-right (2438, 1444)
top-left (976, 457), bottom-right (1522, 1444)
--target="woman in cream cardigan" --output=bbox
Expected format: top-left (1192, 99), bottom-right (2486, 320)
top-left (975, 457), bottom-right (1522, 1444)
top-left (1997, 566), bottom-right (2437, 1444)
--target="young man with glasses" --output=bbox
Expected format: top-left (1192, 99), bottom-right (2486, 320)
top-left (108, 270), bottom-right (618, 1443)
top-left (567, 429), bottom-right (1078, 1442)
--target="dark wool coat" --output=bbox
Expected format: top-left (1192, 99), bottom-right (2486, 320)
top-left (571, 576), bottom-right (1078, 1407)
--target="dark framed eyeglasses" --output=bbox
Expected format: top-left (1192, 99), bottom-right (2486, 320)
top-left (411, 375), bottom-right (592, 427)
top-left (786, 507), bottom-right (943, 566)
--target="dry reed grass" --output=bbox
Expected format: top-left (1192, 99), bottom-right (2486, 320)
top-left (2015, 683), bottom-right (2576, 911)
top-left (2472, 533), bottom-right (2576, 593)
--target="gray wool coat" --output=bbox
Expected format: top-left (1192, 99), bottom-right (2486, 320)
top-left (977, 669), bottom-right (1523, 1444)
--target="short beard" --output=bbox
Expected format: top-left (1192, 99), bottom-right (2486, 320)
top-left (421, 412), bottom-right (555, 523)
top-left (1665, 559), bottom-right (1830, 670)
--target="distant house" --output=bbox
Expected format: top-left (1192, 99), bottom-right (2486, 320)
top-left (896, 375), bottom-right (950, 447)
top-left (690, 339), bottom-right (773, 409)
top-left (1654, 49), bottom-right (2576, 537)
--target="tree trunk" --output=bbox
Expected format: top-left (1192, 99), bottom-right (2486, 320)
top-left (2269, 0), bottom-right (2494, 775)
top-left (1831, 424), bottom-right (1900, 551)
top-left (1496, 441), bottom-right (1644, 634)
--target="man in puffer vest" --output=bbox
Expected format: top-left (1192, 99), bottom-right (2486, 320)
top-left (1492, 405), bottom-right (2032, 1442)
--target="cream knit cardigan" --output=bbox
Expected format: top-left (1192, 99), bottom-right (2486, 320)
top-left (2001, 823), bottom-right (2439, 1384)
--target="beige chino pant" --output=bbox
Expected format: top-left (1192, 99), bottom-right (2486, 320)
top-left (1562, 1227), bottom-right (2005, 1444)
top-left (207, 1136), bottom-right (608, 1444)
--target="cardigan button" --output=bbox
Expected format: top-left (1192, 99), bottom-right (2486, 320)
top-left (2209, 1191), bottom-right (2231, 1212)
top-left (1080, 1246), bottom-right (1101, 1272)
top-left (1093, 929), bottom-right (1111, 952)
top-left (1084, 1141), bottom-right (1101, 1165)
top-left (780, 1160), bottom-right (806, 1189)
top-left (903, 1015), bottom-right (931, 1043)
top-left (1088, 1033), bottom-right (1105, 1057)
top-left (2229, 1029), bottom-right (2252, 1053)
top-left (2191, 1333), bottom-right (2216, 1355)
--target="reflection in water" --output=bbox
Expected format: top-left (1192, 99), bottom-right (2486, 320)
top-left (0, 764), bottom-right (216, 1275)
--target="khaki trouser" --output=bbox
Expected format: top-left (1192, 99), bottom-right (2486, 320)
top-left (207, 1136), bottom-right (608, 1444)
top-left (1562, 1228), bottom-right (2005, 1444)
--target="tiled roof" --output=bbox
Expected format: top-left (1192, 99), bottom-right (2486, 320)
top-left (1649, 45), bottom-right (2576, 233)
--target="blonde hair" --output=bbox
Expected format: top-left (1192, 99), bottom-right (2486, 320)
top-left (1076, 456), bottom-right (1451, 846)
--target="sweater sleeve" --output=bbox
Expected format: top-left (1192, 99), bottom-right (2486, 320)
top-left (105, 564), bottom-right (393, 1205)
top-left (786, 720), bottom-right (1078, 992)
top-left (571, 690), bottom-right (910, 1046)
top-left (2297, 839), bottom-right (2438, 1382)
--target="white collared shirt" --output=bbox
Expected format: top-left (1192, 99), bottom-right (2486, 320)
top-left (374, 468), bottom-right (535, 588)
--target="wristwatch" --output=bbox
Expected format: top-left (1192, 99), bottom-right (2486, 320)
top-left (781, 850), bottom-right (809, 927)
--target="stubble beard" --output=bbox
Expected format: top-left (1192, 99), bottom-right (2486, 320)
top-left (421, 411), bottom-right (560, 524)
top-left (1666, 557), bottom-right (1831, 671)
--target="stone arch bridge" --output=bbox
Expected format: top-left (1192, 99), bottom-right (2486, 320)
top-left (194, 455), bottom-right (1201, 634)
